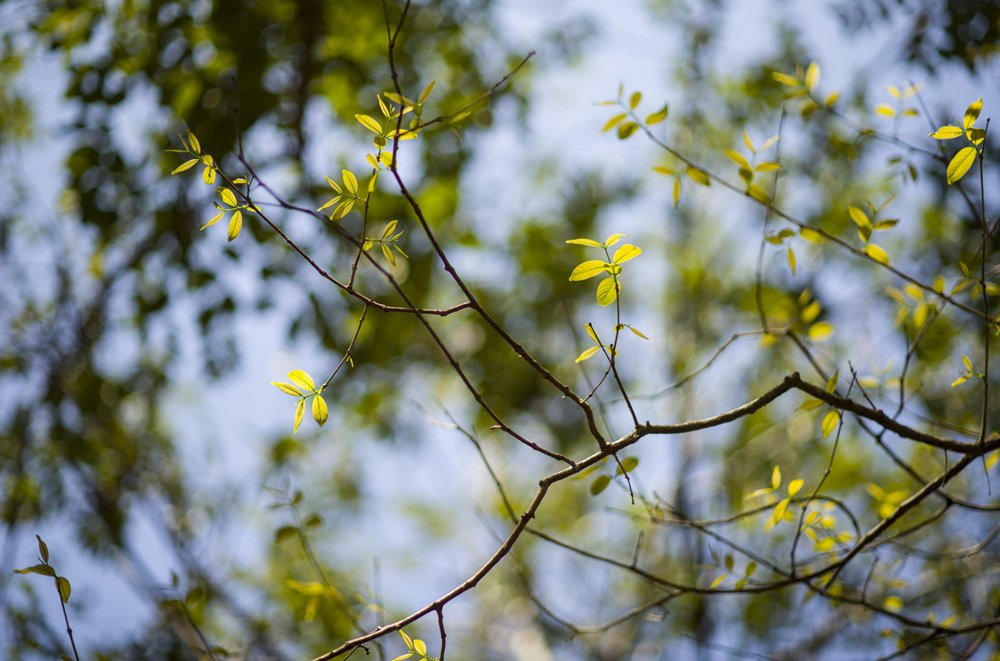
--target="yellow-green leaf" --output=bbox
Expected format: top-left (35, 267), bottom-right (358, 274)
top-left (946, 146), bottom-right (977, 185)
top-left (590, 474), bottom-right (611, 495)
top-left (602, 113), bottom-right (627, 132)
top-left (566, 238), bottom-right (603, 248)
top-left (804, 62), bottom-right (820, 90)
top-left (575, 346), bottom-right (601, 363)
top-left (686, 168), bottom-right (710, 185)
top-left (202, 163), bottom-right (216, 185)
top-left (227, 210), bottom-right (243, 242)
top-left (787, 248), bottom-right (796, 275)
top-left (585, 323), bottom-right (599, 343)
top-left (418, 80), bottom-right (436, 104)
top-left (596, 276), bottom-right (620, 307)
top-left (312, 394), bottom-right (328, 426)
top-left (709, 574), bottom-right (727, 589)
top-left (800, 227), bottom-right (823, 243)
top-left (628, 91), bottom-right (641, 109)
top-left (930, 125), bottom-right (963, 140)
top-left (56, 576), bottom-right (71, 604)
top-left (771, 465), bottom-right (781, 490)
top-left (272, 381), bottom-right (303, 397)
top-left (171, 158), bottom-right (198, 175)
top-left (875, 104), bottom-right (896, 117)
top-left (201, 211), bottom-right (225, 230)
top-left (962, 354), bottom-right (973, 370)
top-left (604, 233), bottom-right (626, 248)
top-left (355, 114), bottom-right (384, 135)
top-left (848, 205), bottom-right (870, 229)
top-left (612, 243), bottom-right (641, 264)
top-left (293, 399), bottom-right (306, 433)
top-left (413, 639), bottom-right (427, 656)
top-left (883, 596), bottom-right (903, 612)
top-left (808, 321), bottom-right (834, 341)
top-left (772, 71), bottom-right (799, 87)
top-left (626, 325), bottom-right (649, 340)
top-left (672, 178), bottom-right (681, 207)
top-left (342, 170), bottom-right (358, 195)
top-left (645, 104), bottom-right (669, 125)
top-left (617, 121), bottom-right (638, 139)
top-left (186, 129), bottom-right (201, 154)
top-left (570, 260), bottom-right (609, 281)
top-left (963, 97), bottom-right (983, 129)
top-left (821, 410), bottom-right (839, 437)
top-left (724, 149), bottom-right (750, 169)
top-left (788, 479), bottom-right (804, 497)
top-left (865, 243), bottom-right (890, 265)
top-left (288, 369), bottom-right (316, 391)
top-left (755, 161), bottom-right (780, 172)
top-left (219, 188), bottom-right (237, 207)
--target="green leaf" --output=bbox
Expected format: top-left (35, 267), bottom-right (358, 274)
top-left (930, 125), bottom-right (963, 140)
top-left (219, 188), bottom-right (237, 207)
top-left (13, 564), bottom-right (56, 577)
top-left (36, 536), bottom-right (49, 564)
top-left (566, 238), bottom-right (603, 248)
top-left (745, 562), bottom-right (757, 577)
top-left (596, 276), bottom-right (620, 307)
top-left (275, 525), bottom-right (298, 543)
top-left (787, 248), bottom-right (796, 275)
top-left (628, 91), bottom-right (642, 109)
top-left (616, 457), bottom-right (639, 474)
top-left (332, 198), bottom-right (355, 220)
top-left (288, 370), bottom-right (316, 391)
top-left (355, 114), bottom-right (384, 135)
top-left (604, 233), bottom-right (626, 248)
top-left (569, 260), bottom-right (610, 281)
top-left (575, 346), bottom-right (601, 363)
top-left (821, 410), bottom-right (839, 437)
top-left (946, 146), bottom-right (977, 185)
top-left (293, 399), bottom-right (306, 433)
top-left (413, 639), bottom-right (427, 655)
top-left (864, 243), bottom-right (890, 265)
top-left (590, 474), bottom-right (611, 495)
top-left (601, 113), bottom-right (627, 132)
top-left (272, 381), bottom-right (303, 397)
top-left (612, 244), bottom-right (642, 264)
top-left (171, 158), bottom-right (198, 175)
top-left (56, 576), bottom-right (71, 604)
top-left (963, 97), bottom-right (983, 129)
top-left (617, 121), bottom-right (638, 139)
top-left (312, 395), bottom-right (328, 426)
top-left (382, 220), bottom-right (398, 239)
top-left (710, 573), bottom-right (727, 589)
top-left (227, 210), bottom-right (243, 242)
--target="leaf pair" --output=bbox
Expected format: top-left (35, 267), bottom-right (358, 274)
top-left (567, 234), bottom-right (642, 307)
top-left (318, 170), bottom-right (362, 220)
top-left (362, 219), bottom-right (408, 266)
top-left (271, 369), bottom-right (329, 433)
top-left (13, 535), bottom-right (72, 605)
top-left (930, 98), bottom-right (984, 185)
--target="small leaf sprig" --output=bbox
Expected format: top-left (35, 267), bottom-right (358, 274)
top-left (930, 97), bottom-right (985, 185)
top-left (13, 535), bottom-right (79, 661)
top-left (203, 182), bottom-right (251, 242)
top-left (566, 233), bottom-right (641, 307)
top-left (391, 630), bottom-right (437, 661)
top-left (362, 219), bottom-right (408, 266)
top-left (168, 129), bottom-right (217, 184)
top-left (272, 370), bottom-right (329, 433)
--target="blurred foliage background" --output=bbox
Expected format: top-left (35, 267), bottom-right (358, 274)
top-left (1, 0), bottom-right (1000, 658)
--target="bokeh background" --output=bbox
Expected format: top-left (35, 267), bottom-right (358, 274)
top-left (2, 0), bottom-right (1000, 658)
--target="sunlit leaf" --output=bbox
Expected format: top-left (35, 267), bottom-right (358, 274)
top-left (596, 276), bottom-right (620, 306)
top-left (771, 466), bottom-right (781, 490)
top-left (227, 210), bottom-right (243, 242)
top-left (612, 244), bottom-right (641, 264)
top-left (171, 159), bottom-right (198, 175)
top-left (569, 260), bottom-right (609, 281)
top-left (963, 97), bottom-right (983, 129)
top-left (946, 146), bottom-right (976, 185)
top-left (645, 104), bottom-right (669, 125)
top-left (602, 113), bottom-right (627, 132)
top-left (865, 243), bottom-right (890, 265)
top-left (566, 238), bottom-right (603, 247)
top-left (575, 346), bottom-right (601, 363)
top-left (342, 170), bottom-right (359, 195)
top-left (821, 410), bottom-right (839, 437)
top-left (808, 321), bottom-right (834, 341)
top-left (288, 370), bottom-right (316, 392)
top-left (312, 395), bottom-right (328, 426)
top-left (272, 382), bottom-right (303, 397)
top-left (930, 125), bottom-right (963, 140)
top-left (355, 114), bottom-right (384, 135)
top-left (293, 399), bottom-right (306, 433)
top-left (219, 188), bottom-right (237, 207)
top-left (804, 62), bottom-right (820, 90)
